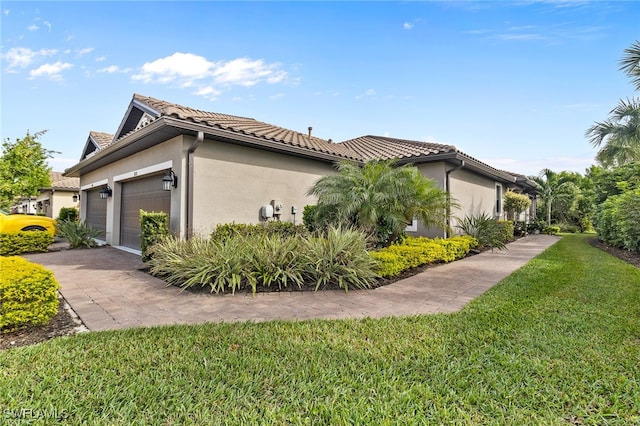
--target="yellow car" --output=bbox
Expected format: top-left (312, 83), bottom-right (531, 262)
top-left (0, 210), bottom-right (57, 236)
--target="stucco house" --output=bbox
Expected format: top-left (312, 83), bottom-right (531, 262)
top-left (12, 171), bottom-right (80, 217)
top-left (64, 94), bottom-right (536, 252)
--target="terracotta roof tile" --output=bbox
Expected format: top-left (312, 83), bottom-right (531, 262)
top-left (90, 131), bottom-right (114, 149)
top-left (131, 94), bottom-right (360, 160)
top-left (340, 135), bottom-right (457, 161)
top-left (48, 171), bottom-right (79, 190)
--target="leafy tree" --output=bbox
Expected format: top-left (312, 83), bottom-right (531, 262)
top-left (531, 168), bottom-right (579, 226)
top-left (0, 131), bottom-right (57, 210)
top-left (307, 160), bottom-right (452, 247)
top-left (586, 40), bottom-right (640, 167)
top-left (503, 190), bottom-right (531, 221)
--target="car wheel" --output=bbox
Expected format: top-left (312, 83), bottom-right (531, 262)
top-left (21, 225), bottom-right (47, 232)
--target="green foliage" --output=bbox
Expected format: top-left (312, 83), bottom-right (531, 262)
top-left (0, 256), bottom-right (59, 330)
top-left (148, 227), bottom-right (377, 293)
top-left (371, 235), bottom-right (478, 278)
top-left (543, 225), bottom-right (560, 235)
top-left (57, 207), bottom-right (79, 222)
top-left (596, 188), bottom-right (640, 251)
top-left (456, 213), bottom-right (508, 250)
top-left (496, 220), bottom-right (515, 242)
top-left (140, 210), bottom-right (169, 262)
top-left (211, 221), bottom-right (308, 242)
top-left (503, 190), bottom-right (531, 221)
top-left (532, 168), bottom-right (581, 226)
top-left (0, 231), bottom-right (53, 255)
top-left (0, 130), bottom-right (57, 210)
top-left (56, 220), bottom-right (103, 248)
top-left (307, 160), bottom-right (452, 247)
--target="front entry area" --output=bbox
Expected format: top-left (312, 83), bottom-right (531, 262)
top-left (120, 173), bottom-right (170, 250)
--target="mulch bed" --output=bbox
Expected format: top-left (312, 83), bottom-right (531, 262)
top-left (2, 237), bottom-right (638, 351)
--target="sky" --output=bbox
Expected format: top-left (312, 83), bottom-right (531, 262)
top-left (1, 1), bottom-right (638, 177)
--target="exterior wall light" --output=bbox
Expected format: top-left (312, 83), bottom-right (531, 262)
top-left (72, 193), bottom-right (80, 202)
top-left (162, 170), bottom-right (178, 191)
top-left (99, 186), bottom-right (112, 199)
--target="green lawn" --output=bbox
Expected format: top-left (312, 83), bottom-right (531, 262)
top-left (1, 234), bottom-right (639, 425)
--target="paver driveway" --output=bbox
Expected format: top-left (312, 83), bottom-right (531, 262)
top-left (24, 234), bottom-right (559, 331)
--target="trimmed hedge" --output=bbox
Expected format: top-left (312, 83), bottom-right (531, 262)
top-left (140, 210), bottom-right (169, 262)
top-left (0, 256), bottom-right (60, 330)
top-left (0, 231), bottom-right (53, 256)
top-left (371, 235), bottom-right (478, 278)
top-left (211, 222), bottom-right (309, 242)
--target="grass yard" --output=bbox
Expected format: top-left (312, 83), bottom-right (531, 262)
top-left (1, 234), bottom-right (639, 425)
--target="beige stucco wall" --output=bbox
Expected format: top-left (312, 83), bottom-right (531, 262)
top-left (78, 136), bottom-right (186, 245)
top-left (191, 140), bottom-right (336, 236)
top-left (36, 190), bottom-right (80, 218)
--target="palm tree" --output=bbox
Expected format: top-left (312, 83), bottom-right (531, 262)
top-left (586, 98), bottom-right (640, 167)
top-left (620, 40), bottom-right (640, 91)
top-left (531, 168), bottom-right (578, 226)
top-left (307, 160), bottom-right (452, 246)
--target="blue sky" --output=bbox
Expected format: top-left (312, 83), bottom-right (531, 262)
top-left (1, 1), bottom-right (638, 176)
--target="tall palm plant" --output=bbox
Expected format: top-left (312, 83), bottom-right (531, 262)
top-left (586, 98), bottom-right (640, 167)
top-left (586, 41), bottom-right (640, 168)
top-left (307, 160), bottom-right (452, 246)
top-left (531, 168), bottom-right (578, 226)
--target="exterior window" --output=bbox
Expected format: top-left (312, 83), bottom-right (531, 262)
top-left (495, 184), bottom-right (503, 216)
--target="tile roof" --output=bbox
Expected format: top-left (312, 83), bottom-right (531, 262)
top-left (90, 131), bottom-right (114, 149)
top-left (49, 171), bottom-right (79, 190)
top-left (340, 135), bottom-right (458, 161)
top-left (129, 94), bottom-right (360, 160)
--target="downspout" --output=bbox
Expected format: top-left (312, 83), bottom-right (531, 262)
top-left (186, 131), bottom-right (204, 238)
top-left (444, 160), bottom-right (465, 238)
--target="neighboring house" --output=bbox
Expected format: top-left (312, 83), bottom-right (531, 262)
top-left (11, 171), bottom-right (80, 217)
top-left (64, 94), bottom-right (537, 252)
top-left (35, 172), bottom-right (81, 218)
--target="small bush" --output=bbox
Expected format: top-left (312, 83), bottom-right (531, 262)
top-left (210, 221), bottom-right (308, 242)
top-left (544, 225), bottom-right (561, 235)
top-left (372, 235), bottom-right (478, 278)
top-left (57, 207), bottom-right (79, 222)
top-left (0, 257), bottom-right (60, 330)
top-left (0, 231), bottom-right (53, 256)
top-left (496, 220), bottom-right (515, 242)
top-left (57, 220), bottom-right (103, 248)
top-left (140, 210), bottom-right (169, 262)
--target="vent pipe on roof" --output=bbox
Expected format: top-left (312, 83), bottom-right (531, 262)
top-left (308, 127), bottom-right (312, 138)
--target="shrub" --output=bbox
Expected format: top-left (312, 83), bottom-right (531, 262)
top-left (57, 220), bottom-right (103, 248)
top-left (210, 221), bottom-right (308, 242)
top-left (148, 227), bottom-right (377, 293)
top-left (0, 231), bottom-right (53, 256)
top-left (57, 207), bottom-right (79, 222)
top-left (140, 210), bottom-right (169, 262)
top-left (543, 225), bottom-right (560, 235)
top-left (456, 213), bottom-right (507, 250)
top-left (0, 257), bottom-right (60, 330)
top-left (503, 190), bottom-right (531, 221)
top-left (596, 189), bottom-right (640, 251)
top-left (496, 220), bottom-right (515, 242)
top-left (372, 235), bottom-right (478, 278)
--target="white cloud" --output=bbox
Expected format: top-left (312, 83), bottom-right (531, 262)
top-left (29, 61), bottom-right (73, 81)
top-left (77, 48), bottom-right (94, 56)
top-left (132, 52), bottom-right (288, 99)
top-left (28, 24), bottom-right (39, 31)
top-left (2, 47), bottom-right (57, 70)
top-left (98, 65), bottom-right (130, 74)
top-left (355, 88), bottom-right (376, 100)
top-left (3, 9), bottom-right (9, 16)
top-left (403, 22), bottom-right (414, 30)
top-left (269, 93), bottom-right (284, 100)
top-left (95, 56), bottom-right (107, 62)
top-left (44, 20), bottom-right (52, 31)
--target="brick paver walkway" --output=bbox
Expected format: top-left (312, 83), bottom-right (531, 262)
top-left (24, 234), bottom-right (559, 331)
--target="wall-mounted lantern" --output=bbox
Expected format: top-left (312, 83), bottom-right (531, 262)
top-left (99, 186), bottom-right (112, 199)
top-left (72, 193), bottom-right (80, 202)
top-left (162, 170), bottom-right (178, 191)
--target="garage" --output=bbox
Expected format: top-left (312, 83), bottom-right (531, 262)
top-left (85, 188), bottom-right (107, 237)
top-left (120, 173), bottom-right (170, 250)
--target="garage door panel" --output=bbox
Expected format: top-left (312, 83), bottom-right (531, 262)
top-left (85, 189), bottom-right (106, 235)
top-left (120, 174), bottom-right (170, 250)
